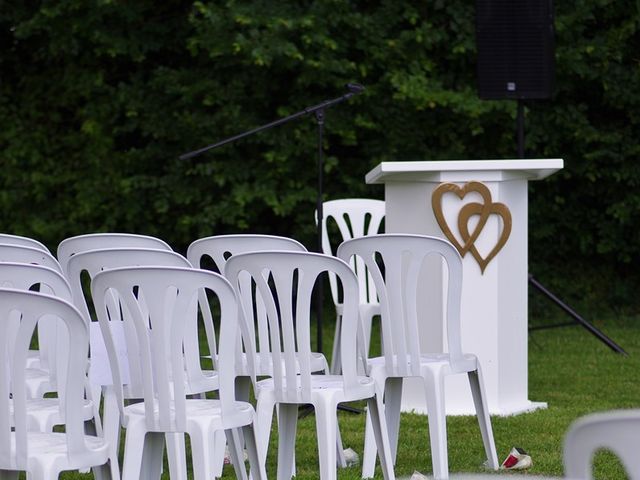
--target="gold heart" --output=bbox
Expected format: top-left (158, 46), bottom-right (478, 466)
top-left (431, 181), bottom-right (492, 256)
top-left (458, 201), bottom-right (512, 274)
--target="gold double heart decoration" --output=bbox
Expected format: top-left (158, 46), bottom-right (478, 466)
top-left (431, 181), bottom-right (512, 274)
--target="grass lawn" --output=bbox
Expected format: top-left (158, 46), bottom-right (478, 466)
top-left (58, 312), bottom-right (640, 479)
top-left (254, 319), bottom-right (640, 479)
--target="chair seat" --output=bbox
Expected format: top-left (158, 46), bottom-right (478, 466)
top-left (122, 369), bottom-right (219, 399)
top-left (18, 398), bottom-right (95, 431)
top-left (24, 367), bottom-right (54, 398)
top-left (206, 352), bottom-right (328, 377)
top-left (368, 352), bottom-right (479, 377)
top-left (256, 374), bottom-right (376, 403)
top-left (2, 432), bottom-right (109, 471)
top-left (124, 398), bottom-right (255, 431)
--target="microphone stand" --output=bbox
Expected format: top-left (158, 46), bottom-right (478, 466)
top-left (180, 84), bottom-right (365, 357)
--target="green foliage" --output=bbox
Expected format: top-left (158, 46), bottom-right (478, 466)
top-left (1, 1), bottom-right (640, 308)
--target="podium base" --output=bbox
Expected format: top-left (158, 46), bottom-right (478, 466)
top-left (400, 377), bottom-right (548, 416)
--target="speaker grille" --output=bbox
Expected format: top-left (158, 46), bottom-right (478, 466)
top-left (476, 0), bottom-right (555, 99)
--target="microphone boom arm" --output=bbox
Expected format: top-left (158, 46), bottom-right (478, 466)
top-left (179, 85), bottom-right (363, 160)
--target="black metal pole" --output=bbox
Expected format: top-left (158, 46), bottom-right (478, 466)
top-left (315, 108), bottom-right (325, 354)
top-left (529, 275), bottom-right (627, 355)
top-left (179, 84), bottom-right (364, 161)
top-left (517, 99), bottom-right (525, 159)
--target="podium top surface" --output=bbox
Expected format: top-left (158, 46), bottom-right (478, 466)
top-left (366, 159), bottom-right (564, 184)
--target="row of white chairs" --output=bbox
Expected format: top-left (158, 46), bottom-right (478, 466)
top-left (0, 231), bottom-right (398, 480)
top-left (1, 226), bottom-right (631, 480)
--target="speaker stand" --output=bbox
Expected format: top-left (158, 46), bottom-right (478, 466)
top-left (518, 100), bottom-right (627, 355)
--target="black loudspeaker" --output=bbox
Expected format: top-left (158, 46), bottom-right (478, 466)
top-left (476, 0), bottom-right (555, 100)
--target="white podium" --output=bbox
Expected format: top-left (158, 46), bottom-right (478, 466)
top-left (366, 159), bottom-right (563, 415)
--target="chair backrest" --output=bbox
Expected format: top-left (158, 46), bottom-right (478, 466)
top-left (187, 234), bottom-right (307, 271)
top-left (0, 289), bottom-right (89, 467)
top-left (0, 263), bottom-right (73, 386)
top-left (318, 199), bottom-right (385, 306)
top-left (337, 234), bottom-right (464, 376)
top-left (563, 409), bottom-right (640, 480)
top-left (66, 247), bottom-right (191, 323)
top-left (224, 251), bottom-right (362, 403)
top-left (0, 233), bottom-right (50, 253)
top-left (0, 244), bottom-right (63, 273)
top-left (65, 248), bottom-right (195, 388)
top-left (57, 233), bottom-right (172, 277)
top-left (91, 266), bottom-right (242, 431)
top-left (187, 234), bottom-right (307, 366)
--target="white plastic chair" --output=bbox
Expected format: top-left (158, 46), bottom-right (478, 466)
top-left (0, 262), bottom-right (96, 433)
top-left (337, 234), bottom-right (499, 480)
top-left (91, 266), bottom-right (266, 480)
top-left (0, 244), bottom-right (64, 394)
top-left (317, 198), bottom-right (385, 374)
top-left (225, 250), bottom-right (396, 480)
top-left (66, 247), bottom-right (209, 480)
top-left (187, 234), bottom-right (327, 378)
top-left (0, 288), bottom-right (111, 479)
top-left (563, 409), bottom-right (640, 480)
top-left (57, 232), bottom-right (172, 277)
top-left (188, 234), bottom-right (337, 472)
top-left (0, 233), bottom-right (50, 253)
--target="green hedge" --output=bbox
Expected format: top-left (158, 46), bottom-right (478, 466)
top-left (2, 1), bottom-right (639, 311)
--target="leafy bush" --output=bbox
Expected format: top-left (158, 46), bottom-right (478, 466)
top-left (1, 1), bottom-right (639, 310)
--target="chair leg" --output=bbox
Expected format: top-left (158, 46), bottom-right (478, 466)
top-left (384, 377), bottom-right (403, 462)
top-left (102, 386), bottom-right (122, 480)
top-left (226, 428), bottom-right (249, 480)
top-left (90, 382), bottom-right (104, 436)
top-left (362, 408), bottom-right (376, 478)
top-left (189, 426), bottom-right (215, 480)
top-left (212, 429), bottom-right (227, 477)
top-left (277, 403), bottom-right (299, 480)
top-left (363, 377), bottom-right (402, 478)
top-left (329, 313), bottom-right (342, 375)
top-left (140, 432), bottom-right (164, 480)
top-left (121, 420), bottom-right (161, 480)
top-left (468, 368), bottom-right (499, 469)
top-left (366, 395), bottom-right (396, 480)
top-left (314, 401), bottom-right (338, 480)
top-left (423, 370), bottom-right (448, 480)
top-left (255, 393), bottom-right (276, 468)
top-left (336, 417), bottom-right (347, 468)
top-left (244, 424), bottom-right (268, 480)
top-left (94, 462), bottom-right (114, 480)
top-left (165, 433), bottom-right (188, 480)
top-left (25, 462), bottom-right (54, 480)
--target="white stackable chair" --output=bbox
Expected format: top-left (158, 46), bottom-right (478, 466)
top-left (0, 233), bottom-right (50, 253)
top-left (91, 266), bottom-right (266, 480)
top-left (338, 234), bottom-right (499, 480)
top-left (317, 198), bottom-right (385, 374)
top-left (189, 234), bottom-right (336, 472)
top-left (0, 244), bottom-right (64, 394)
top-left (0, 262), bottom-right (96, 433)
top-left (0, 288), bottom-right (111, 480)
top-left (187, 234), bottom-right (327, 379)
top-left (57, 232), bottom-right (172, 277)
top-left (66, 247), bottom-right (209, 480)
top-left (563, 409), bottom-right (640, 480)
top-left (225, 250), bottom-right (396, 480)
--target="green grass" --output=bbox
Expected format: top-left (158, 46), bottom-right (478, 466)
top-left (254, 321), bottom-right (639, 479)
top-left (59, 317), bottom-right (640, 479)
